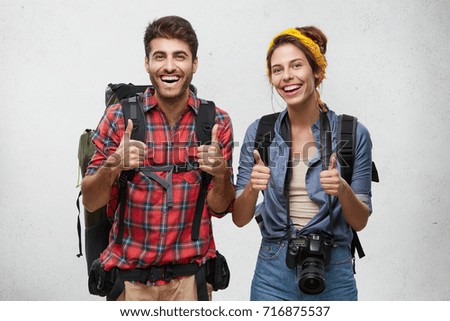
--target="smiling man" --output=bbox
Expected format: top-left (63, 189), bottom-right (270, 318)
top-left (81, 16), bottom-right (235, 301)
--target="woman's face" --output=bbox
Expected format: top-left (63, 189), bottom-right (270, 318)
top-left (269, 43), bottom-right (319, 108)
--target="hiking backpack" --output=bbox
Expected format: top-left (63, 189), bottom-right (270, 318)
top-left (254, 112), bottom-right (379, 263)
top-left (76, 83), bottom-right (216, 274)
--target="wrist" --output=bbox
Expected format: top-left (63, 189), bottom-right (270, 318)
top-left (337, 178), bottom-right (350, 198)
top-left (212, 167), bottom-right (231, 182)
top-left (246, 182), bottom-right (260, 196)
top-left (100, 160), bottom-right (122, 181)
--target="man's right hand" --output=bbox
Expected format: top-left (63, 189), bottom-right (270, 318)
top-left (250, 149), bottom-right (271, 191)
top-left (104, 119), bottom-right (147, 171)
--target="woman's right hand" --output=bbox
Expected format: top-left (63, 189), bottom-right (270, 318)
top-left (250, 150), bottom-right (271, 191)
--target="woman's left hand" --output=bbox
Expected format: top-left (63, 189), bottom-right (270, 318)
top-left (320, 153), bottom-right (345, 197)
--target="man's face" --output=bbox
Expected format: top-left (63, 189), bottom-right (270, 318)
top-left (145, 38), bottom-right (198, 102)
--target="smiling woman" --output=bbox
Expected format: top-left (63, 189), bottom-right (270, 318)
top-left (232, 25), bottom-right (375, 301)
top-left (269, 44), bottom-right (318, 109)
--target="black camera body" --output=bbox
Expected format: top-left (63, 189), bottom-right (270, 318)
top-left (286, 231), bottom-right (334, 295)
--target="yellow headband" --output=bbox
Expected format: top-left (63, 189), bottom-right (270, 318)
top-left (267, 28), bottom-right (327, 82)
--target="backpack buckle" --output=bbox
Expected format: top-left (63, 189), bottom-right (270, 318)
top-left (148, 266), bottom-right (165, 282)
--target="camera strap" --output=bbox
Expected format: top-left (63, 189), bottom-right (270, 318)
top-left (282, 111), bottom-right (337, 237)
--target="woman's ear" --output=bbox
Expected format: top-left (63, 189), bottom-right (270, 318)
top-left (314, 72), bottom-right (322, 86)
top-left (268, 72), bottom-right (273, 85)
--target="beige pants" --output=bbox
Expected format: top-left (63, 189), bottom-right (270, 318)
top-left (116, 275), bottom-right (213, 301)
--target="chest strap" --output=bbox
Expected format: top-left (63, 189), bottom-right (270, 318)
top-left (115, 161), bottom-right (200, 244)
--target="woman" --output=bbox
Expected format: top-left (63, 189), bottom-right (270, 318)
top-left (233, 26), bottom-right (374, 300)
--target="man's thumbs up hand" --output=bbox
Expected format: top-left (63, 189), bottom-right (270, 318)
top-left (104, 119), bottom-right (146, 171)
top-left (197, 124), bottom-right (229, 179)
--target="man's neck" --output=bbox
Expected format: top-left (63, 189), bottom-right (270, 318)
top-left (155, 90), bottom-right (190, 128)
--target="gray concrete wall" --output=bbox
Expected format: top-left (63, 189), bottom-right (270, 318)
top-left (1, 0), bottom-right (449, 300)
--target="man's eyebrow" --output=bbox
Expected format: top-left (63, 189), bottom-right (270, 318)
top-left (151, 50), bottom-right (189, 57)
top-left (152, 50), bottom-right (166, 56)
top-left (173, 50), bottom-right (189, 56)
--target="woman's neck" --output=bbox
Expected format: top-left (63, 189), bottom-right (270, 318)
top-left (287, 95), bottom-right (320, 129)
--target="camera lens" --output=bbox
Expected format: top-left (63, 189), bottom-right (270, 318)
top-left (299, 257), bottom-right (326, 295)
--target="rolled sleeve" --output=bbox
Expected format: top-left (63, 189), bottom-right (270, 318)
top-left (85, 103), bottom-right (124, 176)
top-left (350, 121), bottom-right (374, 214)
top-left (207, 107), bottom-right (235, 217)
top-left (235, 119), bottom-right (259, 192)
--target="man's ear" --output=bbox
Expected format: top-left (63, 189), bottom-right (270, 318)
top-left (144, 56), bottom-right (150, 73)
top-left (192, 57), bottom-right (198, 74)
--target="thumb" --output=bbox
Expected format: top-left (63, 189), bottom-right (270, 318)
top-left (210, 124), bottom-right (219, 144)
top-left (124, 119), bottom-right (133, 136)
top-left (253, 149), bottom-right (265, 165)
top-left (328, 153), bottom-right (337, 171)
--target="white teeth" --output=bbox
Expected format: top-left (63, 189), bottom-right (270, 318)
top-left (161, 76), bottom-right (180, 82)
top-left (284, 85), bottom-right (301, 91)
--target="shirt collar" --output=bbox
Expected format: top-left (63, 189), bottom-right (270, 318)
top-left (276, 104), bottom-right (334, 142)
top-left (142, 86), bottom-right (199, 114)
top-left (278, 104), bottom-right (332, 131)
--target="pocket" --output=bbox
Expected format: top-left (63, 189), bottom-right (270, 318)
top-left (88, 259), bottom-right (108, 297)
top-left (130, 171), bottom-right (166, 192)
top-left (181, 170), bottom-right (202, 184)
top-left (258, 239), bottom-right (286, 261)
top-left (206, 251), bottom-right (230, 291)
top-left (85, 216), bottom-right (111, 274)
top-left (328, 246), bottom-right (353, 266)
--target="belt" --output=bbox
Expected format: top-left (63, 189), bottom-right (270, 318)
top-left (115, 263), bottom-right (200, 284)
top-left (106, 262), bottom-right (208, 301)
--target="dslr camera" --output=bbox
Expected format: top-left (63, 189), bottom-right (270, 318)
top-left (286, 231), bottom-right (334, 295)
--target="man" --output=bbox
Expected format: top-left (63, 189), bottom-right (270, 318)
top-left (81, 15), bottom-right (234, 301)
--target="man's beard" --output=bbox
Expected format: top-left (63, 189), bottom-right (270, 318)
top-left (150, 73), bottom-right (194, 103)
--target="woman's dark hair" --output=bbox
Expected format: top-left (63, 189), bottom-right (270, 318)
top-left (144, 15), bottom-right (198, 61)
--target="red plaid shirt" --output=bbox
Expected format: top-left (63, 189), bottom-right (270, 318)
top-left (86, 87), bottom-right (233, 271)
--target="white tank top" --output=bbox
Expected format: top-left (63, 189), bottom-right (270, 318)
top-left (289, 156), bottom-right (320, 228)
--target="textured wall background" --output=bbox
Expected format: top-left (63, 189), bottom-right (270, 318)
top-left (1, 0), bottom-right (449, 300)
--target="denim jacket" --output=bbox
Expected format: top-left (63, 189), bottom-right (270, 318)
top-left (235, 107), bottom-right (373, 247)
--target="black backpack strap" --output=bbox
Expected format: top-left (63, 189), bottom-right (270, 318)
top-left (338, 114), bottom-right (379, 184)
top-left (114, 95), bottom-right (147, 244)
top-left (371, 159), bottom-right (380, 183)
top-left (76, 191), bottom-right (83, 258)
top-left (121, 95), bottom-right (146, 142)
top-left (351, 229), bottom-right (365, 258)
top-left (192, 99), bottom-right (216, 241)
top-left (195, 99), bottom-right (216, 145)
top-left (337, 114), bottom-right (357, 185)
top-left (254, 112), bottom-right (280, 166)
top-left (252, 112), bottom-right (280, 227)
top-left (195, 267), bottom-right (209, 300)
top-left (337, 115), bottom-right (366, 265)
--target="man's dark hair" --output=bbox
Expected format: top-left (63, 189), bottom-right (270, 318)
top-left (144, 15), bottom-right (198, 61)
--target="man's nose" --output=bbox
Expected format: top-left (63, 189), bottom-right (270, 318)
top-left (164, 58), bottom-right (176, 72)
